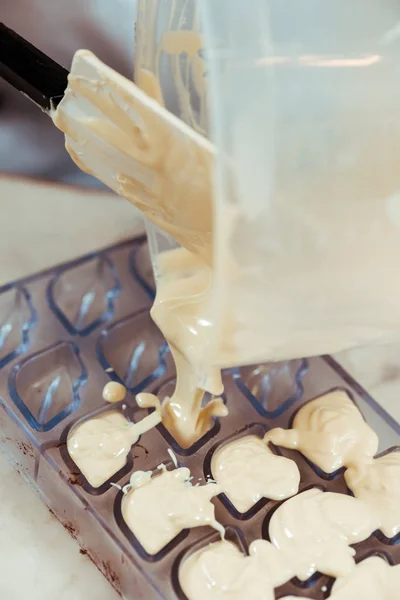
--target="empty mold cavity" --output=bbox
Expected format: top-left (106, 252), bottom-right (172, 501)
top-left (96, 310), bottom-right (168, 393)
top-left (47, 254), bottom-right (121, 335)
top-left (0, 285), bottom-right (37, 369)
top-left (234, 358), bottom-right (308, 418)
top-left (9, 341), bottom-right (87, 431)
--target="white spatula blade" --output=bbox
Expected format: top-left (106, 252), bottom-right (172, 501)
top-left (51, 50), bottom-right (214, 264)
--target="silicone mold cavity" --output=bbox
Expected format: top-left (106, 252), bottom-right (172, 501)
top-left (203, 423), bottom-right (273, 520)
top-left (60, 404), bottom-right (138, 495)
top-left (172, 527), bottom-right (248, 600)
top-left (283, 387), bottom-right (369, 482)
top-left (0, 237), bottom-right (397, 600)
top-left (96, 310), bottom-right (169, 393)
top-left (47, 254), bottom-right (121, 335)
top-left (234, 358), bottom-right (309, 418)
top-left (0, 285), bottom-right (37, 369)
top-left (114, 460), bottom-right (190, 562)
top-left (154, 377), bottom-right (224, 456)
top-left (9, 341), bottom-right (87, 431)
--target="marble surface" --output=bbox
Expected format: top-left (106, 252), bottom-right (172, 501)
top-left (0, 453), bottom-right (118, 600)
top-left (0, 176), bottom-right (399, 599)
top-left (0, 177), bottom-right (129, 600)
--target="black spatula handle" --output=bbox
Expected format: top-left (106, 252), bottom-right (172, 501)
top-left (0, 22), bottom-right (69, 111)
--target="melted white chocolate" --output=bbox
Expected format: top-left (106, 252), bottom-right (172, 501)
top-left (102, 381), bottom-right (126, 403)
top-left (345, 451), bottom-right (400, 538)
top-left (269, 488), bottom-right (379, 580)
top-left (283, 557), bottom-right (400, 600)
top-left (51, 51), bottom-right (227, 450)
top-left (51, 52), bottom-right (387, 479)
top-left (67, 395), bottom-right (161, 487)
top-left (179, 538), bottom-right (292, 600)
top-left (265, 390), bottom-right (379, 473)
top-left (331, 556), bottom-right (400, 600)
top-left (121, 467), bottom-right (223, 555)
top-left (211, 435), bottom-right (300, 513)
top-left (144, 248), bottom-right (228, 449)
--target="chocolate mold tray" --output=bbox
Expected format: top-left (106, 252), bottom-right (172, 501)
top-left (0, 236), bottom-right (399, 599)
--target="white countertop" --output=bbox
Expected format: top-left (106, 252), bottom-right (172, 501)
top-left (0, 177), bottom-right (131, 600)
top-left (0, 176), bottom-right (399, 599)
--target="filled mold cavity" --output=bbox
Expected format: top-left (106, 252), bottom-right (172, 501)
top-left (329, 554), bottom-right (400, 598)
top-left (114, 461), bottom-right (223, 561)
top-left (176, 528), bottom-right (294, 600)
top-left (266, 388), bottom-right (379, 480)
top-left (345, 446), bottom-right (400, 544)
top-left (263, 487), bottom-right (379, 583)
top-left (204, 423), bottom-right (300, 520)
top-left (172, 527), bottom-right (248, 600)
top-left (154, 376), bottom-right (226, 456)
top-left (62, 391), bottom-right (161, 494)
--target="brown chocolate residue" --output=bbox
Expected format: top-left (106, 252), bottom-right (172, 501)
top-left (18, 441), bottom-right (35, 458)
top-left (63, 521), bottom-right (78, 540)
top-left (136, 443), bottom-right (149, 456)
top-left (67, 474), bottom-right (82, 486)
top-left (77, 549), bottom-right (121, 595)
top-left (102, 560), bottom-right (120, 588)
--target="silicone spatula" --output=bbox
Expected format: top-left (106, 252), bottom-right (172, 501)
top-left (0, 22), bottom-right (214, 268)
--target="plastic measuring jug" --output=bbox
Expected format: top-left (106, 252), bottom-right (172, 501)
top-left (136, 0), bottom-right (400, 368)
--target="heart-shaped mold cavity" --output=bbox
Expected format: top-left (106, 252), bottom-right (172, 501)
top-left (0, 285), bottom-right (37, 369)
top-left (96, 310), bottom-right (169, 393)
top-left (47, 253), bottom-right (121, 335)
top-left (234, 358), bottom-right (308, 419)
top-left (9, 341), bottom-right (87, 431)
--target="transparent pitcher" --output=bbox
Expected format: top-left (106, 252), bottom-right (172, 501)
top-left (135, 0), bottom-right (400, 368)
